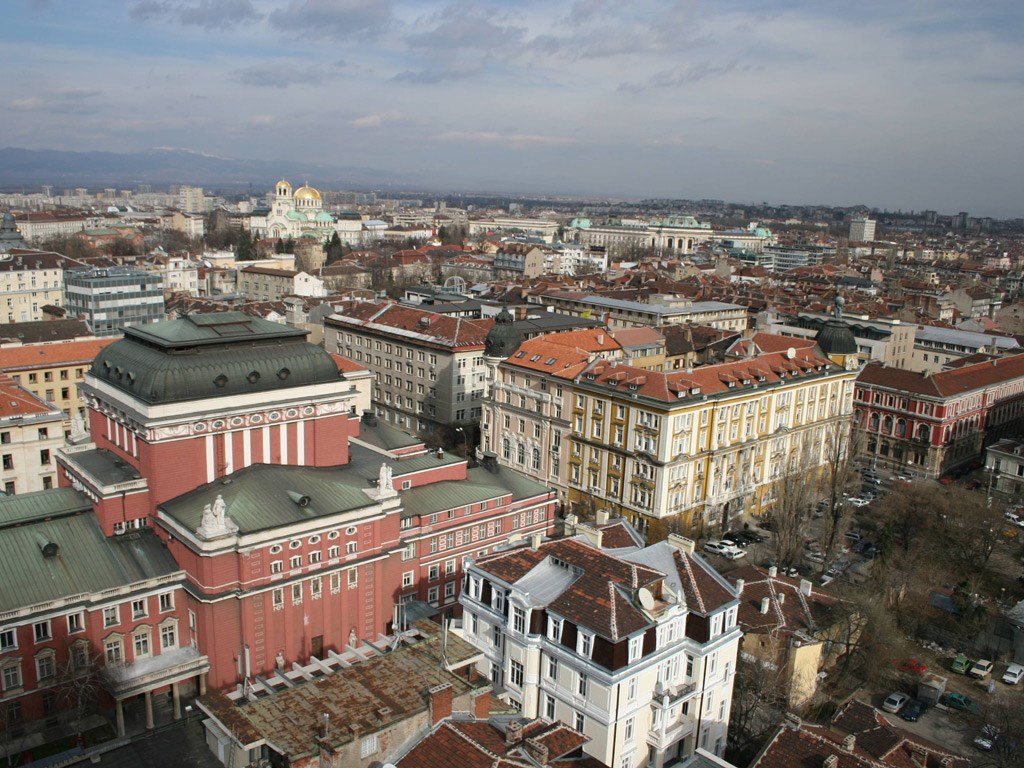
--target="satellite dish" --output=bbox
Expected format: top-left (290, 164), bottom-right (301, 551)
top-left (638, 587), bottom-right (655, 611)
top-left (786, 347), bottom-right (796, 359)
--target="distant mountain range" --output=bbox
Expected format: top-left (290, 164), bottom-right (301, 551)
top-left (0, 147), bottom-right (404, 191)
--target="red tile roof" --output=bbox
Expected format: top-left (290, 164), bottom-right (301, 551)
top-left (728, 564), bottom-right (838, 637)
top-left (857, 353), bottom-right (1024, 398)
top-left (751, 717), bottom-right (969, 768)
top-left (575, 347), bottom-right (836, 404)
top-left (327, 302), bottom-right (493, 350)
top-left (397, 718), bottom-right (603, 768)
top-left (0, 338), bottom-right (116, 371)
top-left (0, 375), bottom-right (61, 419)
top-left (474, 538), bottom-right (663, 641)
top-left (330, 353), bottom-right (369, 375)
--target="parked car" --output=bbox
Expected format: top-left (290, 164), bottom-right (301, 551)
top-left (849, 497), bottom-right (870, 507)
top-left (969, 659), bottom-right (994, 680)
top-left (844, 531), bottom-right (862, 543)
top-left (941, 692), bottom-right (978, 712)
top-left (974, 724), bottom-right (999, 752)
top-left (891, 472), bottom-right (912, 483)
top-left (899, 659), bottom-right (928, 675)
top-left (1005, 511), bottom-right (1024, 529)
top-left (1002, 663), bottom-right (1024, 684)
top-left (882, 691), bottom-right (911, 714)
top-left (806, 551), bottom-right (826, 564)
top-left (703, 540), bottom-right (746, 559)
top-left (951, 654), bottom-right (972, 674)
top-left (899, 699), bottom-right (928, 722)
top-left (819, 573), bottom-right (835, 586)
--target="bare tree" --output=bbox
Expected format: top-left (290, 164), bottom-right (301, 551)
top-left (727, 656), bottom-right (789, 764)
top-left (769, 435), bottom-right (819, 568)
top-left (56, 642), bottom-right (104, 738)
top-left (820, 421), bottom-right (860, 564)
top-left (0, 700), bottom-right (27, 767)
top-left (971, 698), bottom-right (1024, 768)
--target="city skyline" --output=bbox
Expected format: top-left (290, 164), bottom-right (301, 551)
top-left (6, 0), bottom-right (1024, 217)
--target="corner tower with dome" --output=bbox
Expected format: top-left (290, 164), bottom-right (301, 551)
top-left (249, 178), bottom-right (363, 246)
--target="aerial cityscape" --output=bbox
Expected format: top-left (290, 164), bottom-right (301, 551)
top-left (2, 2), bottom-right (1024, 768)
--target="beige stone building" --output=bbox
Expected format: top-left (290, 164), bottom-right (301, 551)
top-left (1, 337), bottom-right (116, 435)
top-left (0, 374), bottom-right (66, 494)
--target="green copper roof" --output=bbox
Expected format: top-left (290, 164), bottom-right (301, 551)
top-left (90, 313), bottom-right (344, 405)
top-left (0, 517), bottom-right (179, 613)
top-left (0, 487), bottom-right (92, 529)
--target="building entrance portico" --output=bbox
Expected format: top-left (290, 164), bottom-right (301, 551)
top-left (104, 646), bottom-right (209, 736)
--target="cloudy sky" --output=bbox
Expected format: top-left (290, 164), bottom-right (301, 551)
top-left (6, 0), bottom-right (1024, 216)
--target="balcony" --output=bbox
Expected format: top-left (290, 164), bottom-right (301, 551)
top-left (646, 715), bottom-right (695, 751)
top-left (651, 679), bottom-right (698, 706)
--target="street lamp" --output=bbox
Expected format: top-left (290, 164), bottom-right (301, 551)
top-left (455, 426), bottom-right (473, 465)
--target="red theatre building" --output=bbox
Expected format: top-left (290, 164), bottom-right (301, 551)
top-left (0, 312), bottom-right (559, 737)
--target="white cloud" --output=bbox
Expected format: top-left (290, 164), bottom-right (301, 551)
top-left (432, 130), bottom-right (577, 146)
top-left (351, 110), bottom-right (406, 127)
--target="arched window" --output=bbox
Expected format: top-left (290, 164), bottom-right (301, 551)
top-left (869, 413), bottom-right (880, 431)
top-left (882, 415), bottom-right (893, 434)
top-left (917, 424), bottom-right (930, 442)
top-left (896, 419), bottom-right (906, 437)
top-left (532, 448), bottom-right (540, 470)
top-left (502, 439), bottom-right (511, 460)
top-left (517, 443), bottom-right (525, 464)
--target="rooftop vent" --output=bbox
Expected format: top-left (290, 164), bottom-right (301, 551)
top-left (37, 535), bottom-right (59, 557)
top-left (287, 491), bottom-right (311, 508)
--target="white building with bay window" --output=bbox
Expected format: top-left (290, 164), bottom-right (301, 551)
top-left (458, 523), bottom-right (740, 768)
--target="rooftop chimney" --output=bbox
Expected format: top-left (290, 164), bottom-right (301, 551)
top-left (768, 565), bottom-right (778, 578)
top-left (428, 683), bottom-right (453, 725)
top-left (760, 597), bottom-right (770, 614)
top-left (784, 713), bottom-right (801, 731)
top-left (523, 738), bottom-right (550, 766)
top-left (778, 592), bottom-right (786, 605)
top-left (823, 756), bottom-right (838, 768)
top-left (595, 508), bottom-right (610, 526)
top-left (667, 533), bottom-right (696, 554)
top-left (480, 451), bottom-right (499, 474)
top-left (843, 735), bottom-right (856, 753)
top-left (735, 578), bottom-right (744, 595)
top-left (506, 719), bottom-right (525, 745)
top-left (799, 578), bottom-right (812, 597)
top-left (529, 532), bottom-right (544, 550)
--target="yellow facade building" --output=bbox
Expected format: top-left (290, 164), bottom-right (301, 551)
top-left (563, 335), bottom-right (857, 535)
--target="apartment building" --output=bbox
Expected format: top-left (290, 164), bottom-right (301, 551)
top-left (564, 342), bottom-right (856, 535)
top-left (1, 337), bottom-right (116, 434)
top-left (459, 528), bottom-right (740, 768)
top-left (0, 247), bottom-right (83, 323)
top-left (325, 302), bottom-right (494, 434)
top-left (530, 291), bottom-right (748, 332)
top-left (481, 329), bottom-right (625, 503)
top-left (236, 265), bottom-right (325, 301)
top-left (0, 375), bottom-right (65, 494)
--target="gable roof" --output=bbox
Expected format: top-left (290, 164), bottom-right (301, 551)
top-left (857, 352), bottom-right (1024, 398)
top-left (327, 302), bottom-right (493, 350)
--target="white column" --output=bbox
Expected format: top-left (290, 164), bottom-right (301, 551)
top-left (223, 431), bottom-right (233, 474)
top-left (243, 428), bottom-right (252, 468)
top-left (296, 420), bottom-right (305, 465)
top-left (205, 434), bottom-right (215, 483)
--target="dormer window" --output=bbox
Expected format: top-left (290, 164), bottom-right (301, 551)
top-left (628, 635), bottom-right (643, 662)
top-left (548, 616), bottom-right (563, 642)
top-left (577, 631), bottom-right (593, 659)
top-left (512, 605), bottom-right (527, 634)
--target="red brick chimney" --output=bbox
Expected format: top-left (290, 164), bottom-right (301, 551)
top-left (472, 690), bottom-right (491, 719)
top-left (428, 683), bottom-right (453, 725)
